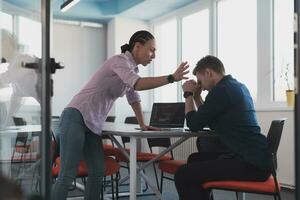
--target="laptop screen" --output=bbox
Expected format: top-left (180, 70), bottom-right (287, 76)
top-left (149, 102), bottom-right (185, 128)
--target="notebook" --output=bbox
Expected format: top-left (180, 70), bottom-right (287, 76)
top-left (149, 102), bottom-right (185, 130)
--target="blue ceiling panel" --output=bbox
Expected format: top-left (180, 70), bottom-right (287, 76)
top-left (2, 0), bottom-right (199, 23)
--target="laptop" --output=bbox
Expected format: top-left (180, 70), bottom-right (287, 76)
top-left (149, 102), bottom-right (185, 130)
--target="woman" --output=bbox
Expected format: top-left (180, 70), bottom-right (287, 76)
top-left (52, 30), bottom-right (189, 200)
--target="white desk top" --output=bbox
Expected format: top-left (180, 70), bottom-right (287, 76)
top-left (102, 122), bottom-right (213, 138)
top-left (0, 125), bottom-right (41, 135)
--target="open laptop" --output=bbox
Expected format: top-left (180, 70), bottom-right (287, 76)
top-left (149, 102), bottom-right (185, 131)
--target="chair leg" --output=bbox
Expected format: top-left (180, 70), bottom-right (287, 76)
top-left (101, 182), bottom-right (104, 200)
top-left (116, 172), bottom-right (119, 200)
top-left (160, 171), bottom-right (164, 194)
top-left (235, 192), bottom-right (239, 200)
top-left (209, 190), bottom-right (214, 200)
top-left (111, 175), bottom-right (115, 200)
top-left (152, 163), bottom-right (160, 190)
top-left (142, 169), bottom-right (149, 192)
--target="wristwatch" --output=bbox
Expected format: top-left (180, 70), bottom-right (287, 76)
top-left (183, 91), bottom-right (193, 98)
top-left (167, 74), bottom-right (175, 83)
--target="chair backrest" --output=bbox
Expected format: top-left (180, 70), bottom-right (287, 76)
top-left (106, 116), bottom-right (116, 122)
top-left (122, 117), bottom-right (138, 145)
top-left (266, 118), bottom-right (286, 171)
top-left (13, 117), bottom-right (28, 145)
top-left (51, 116), bottom-right (61, 162)
top-left (124, 116), bottom-right (138, 124)
top-left (123, 116), bottom-right (173, 157)
top-left (13, 117), bottom-right (26, 126)
top-left (102, 116), bottom-right (116, 141)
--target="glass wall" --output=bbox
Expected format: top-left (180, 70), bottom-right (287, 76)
top-left (0, 1), bottom-right (43, 198)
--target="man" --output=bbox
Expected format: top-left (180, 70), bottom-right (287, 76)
top-left (175, 55), bottom-right (271, 200)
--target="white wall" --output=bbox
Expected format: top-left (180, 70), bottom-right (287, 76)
top-left (256, 109), bottom-right (294, 187)
top-left (51, 22), bottom-right (107, 116)
top-left (107, 17), bottom-right (150, 123)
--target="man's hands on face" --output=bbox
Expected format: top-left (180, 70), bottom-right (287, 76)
top-left (193, 81), bottom-right (202, 96)
top-left (182, 80), bottom-right (198, 92)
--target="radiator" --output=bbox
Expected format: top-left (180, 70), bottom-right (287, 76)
top-left (171, 137), bottom-right (198, 160)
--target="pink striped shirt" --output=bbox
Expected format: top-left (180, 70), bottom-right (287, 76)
top-left (67, 51), bottom-right (141, 135)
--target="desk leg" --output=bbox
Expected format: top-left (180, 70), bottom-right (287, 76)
top-left (130, 137), bottom-right (137, 200)
top-left (0, 137), bottom-right (12, 176)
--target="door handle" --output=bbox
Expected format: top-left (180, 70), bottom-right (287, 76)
top-left (23, 58), bottom-right (64, 74)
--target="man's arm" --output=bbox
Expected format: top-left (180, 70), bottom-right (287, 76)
top-left (193, 92), bottom-right (204, 108)
top-left (185, 95), bottom-right (196, 114)
top-left (182, 80), bottom-right (198, 114)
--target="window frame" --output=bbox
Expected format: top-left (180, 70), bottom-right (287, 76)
top-left (149, 0), bottom-right (293, 111)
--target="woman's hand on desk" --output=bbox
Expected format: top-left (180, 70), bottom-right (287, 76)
top-left (140, 125), bottom-right (162, 131)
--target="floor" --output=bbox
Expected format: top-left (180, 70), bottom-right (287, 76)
top-left (67, 165), bottom-right (296, 200)
top-left (2, 161), bottom-right (295, 200)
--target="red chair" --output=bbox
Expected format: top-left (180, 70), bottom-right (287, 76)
top-left (103, 116), bottom-right (121, 157)
top-left (158, 159), bottom-right (187, 193)
top-left (52, 156), bottom-right (120, 200)
top-left (202, 119), bottom-right (286, 200)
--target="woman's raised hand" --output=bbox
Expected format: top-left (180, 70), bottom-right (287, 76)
top-left (173, 61), bottom-right (189, 82)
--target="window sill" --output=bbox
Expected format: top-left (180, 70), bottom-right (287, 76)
top-left (254, 105), bottom-right (294, 112)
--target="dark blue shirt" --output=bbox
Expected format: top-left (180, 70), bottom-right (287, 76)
top-left (186, 75), bottom-right (270, 170)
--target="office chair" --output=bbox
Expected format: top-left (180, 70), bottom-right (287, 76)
top-left (52, 156), bottom-right (120, 200)
top-left (117, 116), bottom-right (173, 191)
top-left (11, 117), bottom-right (30, 163)
top-left (202, 118), bottom-right (286, 200)
top-left (11, 117), bottom-right (35, 182)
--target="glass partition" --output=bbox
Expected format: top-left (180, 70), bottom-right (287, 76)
top-left (0, 0), bottom-right (46, 198)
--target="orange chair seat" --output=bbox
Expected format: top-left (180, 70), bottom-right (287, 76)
top-left (103, 144), bottom-right (122, 156)
top-left (158, 160), bottom-right (187, 174)
top-left (103, 156), bottom-right (121, 176)
top-left (53, 156), bottom-right (120, 177)
top-left (117, 151), bottom-right (172, 162)
top-left (202, 175), bottom-right (280, 193)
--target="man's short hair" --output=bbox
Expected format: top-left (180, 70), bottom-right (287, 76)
top-left (193, 55), bottom-right (225, 75)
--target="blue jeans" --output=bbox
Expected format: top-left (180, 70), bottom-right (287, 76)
top-left (52, 108), bottom-right (104, 200)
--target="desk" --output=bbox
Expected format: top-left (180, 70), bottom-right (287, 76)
top-left (103, 122), bottom-right (209, 200)
top-left (0, 125), bottom-right (41, 176)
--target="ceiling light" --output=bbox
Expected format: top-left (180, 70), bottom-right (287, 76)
top-left (60, 0), bottom-right (80, 12)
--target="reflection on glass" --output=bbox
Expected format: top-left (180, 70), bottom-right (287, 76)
top-left (0, 29), bottom-right (40, 128)
top-left (154, 19), bottom-right (178, 102)
top-left (0, 11), bottom-right (13, 33)
top-left (182, 10), bottom-right (209, 80)
top-left (0, 1), bottom-right (42, 197)
top-left (18, 16), bottom-right (42, 58)
top-left (217, 0), bottom-right (257, 100)
top-left (273, 0), bottom-right (294, 101)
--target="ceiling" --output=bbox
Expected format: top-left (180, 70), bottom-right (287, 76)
top-left (3, 0), bottom-right (198, 24)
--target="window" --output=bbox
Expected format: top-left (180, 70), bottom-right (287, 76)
top-left (18, 16), bottom-right (41, 57)
top-left (153, 19), bottom-right (177, 102)
top-left (151, 0), bottom-right (294, 109)
top-left (0, 11), bottom-right (13, 33)
top-left (182, 10), bottom-right (209, 79)
top-left (273, 0), bottom-right (294, 101)
top-left (217, 0), bottom-right (257, 100)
